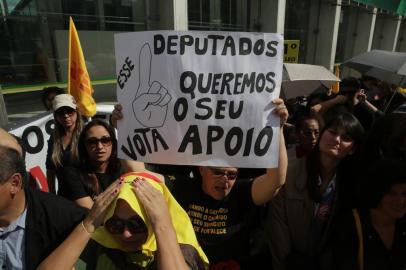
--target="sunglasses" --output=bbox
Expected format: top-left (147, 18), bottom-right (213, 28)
top-left (85, 136), bottom-right (112, 147)
top-left (55, 107), bottom-right (76, 116)
top-left (105, 216), bottom-right (147, 235)
top-left (209, 168), bottom-right (238, 180)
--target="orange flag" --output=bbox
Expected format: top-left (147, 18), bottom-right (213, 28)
top-left (331, 64), bottom-right (340, 94)
top-left (68, 17), bottom-right (96, 117)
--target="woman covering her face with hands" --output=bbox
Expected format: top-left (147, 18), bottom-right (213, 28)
top-left (37, 172), bottom-right (209, 270)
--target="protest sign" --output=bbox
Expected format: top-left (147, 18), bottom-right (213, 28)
top-left (8, 112), bottom-right (54, 191)
top-left (116, 31), bottom-right (283, 168)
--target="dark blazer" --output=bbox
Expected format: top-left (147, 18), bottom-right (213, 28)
top-left (24, 188), bottom-right (86, 270)
top-left (334, 209), bottom-right (406, 270)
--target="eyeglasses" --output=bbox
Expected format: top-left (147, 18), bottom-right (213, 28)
top-left (55, 107), bottom-right (76, 117)
top-left (105, 216), bottom-right (147, 235)
top-left (85, 136), bottom-right (112, 148)
top-left (209, 168), bottom-right (238, 180)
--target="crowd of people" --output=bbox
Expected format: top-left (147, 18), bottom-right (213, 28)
top-left (0, 75), bottom-right (405, 270)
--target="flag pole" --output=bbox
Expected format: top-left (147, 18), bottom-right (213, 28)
top-left (68, 17), bottom-right (72, 94)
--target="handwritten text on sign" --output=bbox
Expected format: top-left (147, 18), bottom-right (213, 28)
top-left (116, 31), bottom-right (283, 168)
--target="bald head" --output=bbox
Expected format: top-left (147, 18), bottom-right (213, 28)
top-left (0, 128), bottom-right (22, 155)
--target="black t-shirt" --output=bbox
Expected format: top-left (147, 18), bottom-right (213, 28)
top-left (46, 135), bottom-right (72, 170)
top-left (166, 175), bottom-right (256, 265)
top-left (45, 135), bottom-right (79, 181)
top-left (59, 165), bottom-right (121, 200)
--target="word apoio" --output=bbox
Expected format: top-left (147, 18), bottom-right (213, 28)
top-left (178, 125), bottom-right (273, 156)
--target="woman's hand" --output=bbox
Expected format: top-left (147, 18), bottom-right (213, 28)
top-left (82, 178), bottom-right (124, 233)
top-left (132, 179), bottom-right (191, 270)
top-left (272, 98), bottom-right (289, 127)
top-left (353, 89), bottom-right (367, 106)
top-left (111, 104), bottom-right (124, 128)
top-left (131, 179), bottom-right (172, 229)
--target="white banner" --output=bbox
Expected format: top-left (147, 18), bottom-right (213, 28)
top-left (8, 112), bottom-right (54, 191)
top-left (116, 31), bottom-right (283, 168)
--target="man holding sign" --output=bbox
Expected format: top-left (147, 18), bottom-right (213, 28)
top-left (113, 98), bottom-right (287, 268)
top-left (114, 31), bottom-right (288, 268)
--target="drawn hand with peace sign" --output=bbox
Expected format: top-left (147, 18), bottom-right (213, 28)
top-left (132, 43), bottom-right (172, 128)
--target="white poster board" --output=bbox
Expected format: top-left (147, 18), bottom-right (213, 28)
top-left (116, 31), bottom-right (283, 168)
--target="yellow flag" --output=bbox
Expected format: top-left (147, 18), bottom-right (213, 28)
top-left (68, 17), bottom-right (96, 117)
top-left (331, 65), bottom-right (340, 94)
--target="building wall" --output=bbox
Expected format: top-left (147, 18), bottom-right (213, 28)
top-left (0, 0), bottom-right (405, 95)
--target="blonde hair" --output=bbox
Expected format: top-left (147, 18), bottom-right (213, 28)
top-left (51, 108), bottom-right (83, 168)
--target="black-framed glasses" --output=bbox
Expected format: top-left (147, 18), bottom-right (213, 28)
top-left (55, 107), bottom-right (76, 117)
top-left (105, 216), bottom-right (147, 235)
top-left (209, 168), bottom-right (238, 180)
top-left (85, 136), bottom-right (112, 148)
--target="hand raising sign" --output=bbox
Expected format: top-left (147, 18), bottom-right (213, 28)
top-left (132, 43), bottom-right (172, 128)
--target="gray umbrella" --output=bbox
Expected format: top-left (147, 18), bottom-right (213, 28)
top-left (343, 50), bottom-right (406, 86)
top-left (281, 63), bottom-right (340, 99)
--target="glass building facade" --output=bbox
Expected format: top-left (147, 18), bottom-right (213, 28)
top-left (1, 0), bottom-right (257, 92)
top-left (0, 0), bottom-right (404, 123)
top-left (0, 0), bottom-right (149, 89)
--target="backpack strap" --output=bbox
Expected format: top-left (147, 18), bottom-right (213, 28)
top-left (352, 209), bottom-right (364, 270)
